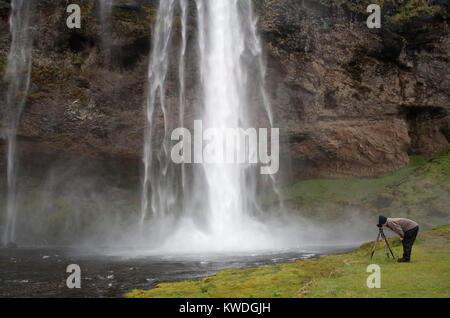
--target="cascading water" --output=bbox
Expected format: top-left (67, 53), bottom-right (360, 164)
top-left (99, 0), bottom-right (113, 24)
top-left (140, 0), bottom-right (178, 229)
top-left (1, 0), bottom-right (33, 245)
top-left (178, 0), bottom-right (188, 191)
top-left (139, 0), bottom-right (288, 253)
top-left (196, 0), bottom-right (268, 247)
top-left (98, 0), bottom-right (113, 58)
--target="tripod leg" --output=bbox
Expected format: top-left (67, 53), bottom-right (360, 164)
top-left (383, 238), bottom-right (390, 259)
top-left (381, 232), bottom-right (396, 259)
top-left (370, 233), bottom-right (381, 259)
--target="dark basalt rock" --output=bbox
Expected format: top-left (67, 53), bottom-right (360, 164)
top-left (0, 0), bottom-right (448, 179)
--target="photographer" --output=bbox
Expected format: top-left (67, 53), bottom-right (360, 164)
top-left (378, 215), bottom-right (419, 263)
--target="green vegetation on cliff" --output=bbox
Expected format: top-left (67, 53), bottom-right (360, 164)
top-left (280, 147), bottom-right (450, 229)
top-left (380, 0), bottom-right (445, 24)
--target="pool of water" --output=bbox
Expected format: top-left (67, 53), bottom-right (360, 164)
top-left (0, 245), bottom-right (356, 297)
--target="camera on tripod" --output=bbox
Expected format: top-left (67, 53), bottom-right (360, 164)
top-left (371, 224), bottom-right (396, 259)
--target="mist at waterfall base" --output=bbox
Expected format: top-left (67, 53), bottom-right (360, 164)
top-left (0, 152), bottom-right (374, 256)
top-left (0, 0), bottom-right (378, 259)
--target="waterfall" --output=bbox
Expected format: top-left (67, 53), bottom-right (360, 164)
top-left (140, 0), bottom-right (284, 252)
top-left (98, 0), bottom-right (113, 58)
top-left (1, 0), bottom-right (33, 245)
top-left (178, 0), bottom-right (188, 190)
top-left (140, 0), bottom-right (177, 230)
top-left (198, 0), bottom-right (264, 243)
top-left (99, 0), bottom-right (113, 23)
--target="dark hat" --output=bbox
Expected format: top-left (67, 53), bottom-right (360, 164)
top-left (378, 215), bottom-right (387, 226)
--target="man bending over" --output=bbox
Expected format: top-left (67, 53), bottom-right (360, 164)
top-left (378, 215), bottom-right (419, 263)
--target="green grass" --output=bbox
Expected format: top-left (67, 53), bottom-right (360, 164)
top-left (277, 147), bottom-right (450, 229)
top-left (305, 224), bottom-right (450, 297)
top-left (125, 224), bottom-right (450, 298)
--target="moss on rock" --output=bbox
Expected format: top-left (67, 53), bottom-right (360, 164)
top-left (381, 0), bottom-right (446, 24)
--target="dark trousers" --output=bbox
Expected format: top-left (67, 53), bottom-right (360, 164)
top-left (402, 226), bottom-right (419, 260)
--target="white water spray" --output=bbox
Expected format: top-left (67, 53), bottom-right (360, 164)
top-left (1, 0), bottom-right (33, 245)
top-left (139, 0), bottom-right (289, 253)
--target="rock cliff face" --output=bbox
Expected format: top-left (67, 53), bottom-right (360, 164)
top-left (0, 0), bottom-right (448, 179)
top-left (259, 0), bottom-right (449, 177)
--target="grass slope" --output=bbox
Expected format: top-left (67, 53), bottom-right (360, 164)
top-left (279, 148), bottom-right (450, 229)
top-left (125, 224), bottom-right (450, 298)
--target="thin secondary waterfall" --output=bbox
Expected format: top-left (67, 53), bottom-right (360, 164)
top-left (98, 0), bottom-right (113, 58)
top-left (178, 0), bottom-right (188, 190)
top-left (99, 0), bottom-right (113, 24)
top-left (140, 0), bottom-right (282, 252)
top-left (140, 0), bottom-right (177, 229)
top-left (1, 0), bottom-right (33, 245)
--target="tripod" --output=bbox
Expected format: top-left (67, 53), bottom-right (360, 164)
top-left (370, 226), bottom-right (396, 259)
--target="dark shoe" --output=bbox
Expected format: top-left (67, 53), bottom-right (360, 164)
top-left (397, 258), bottom-right (410, 263)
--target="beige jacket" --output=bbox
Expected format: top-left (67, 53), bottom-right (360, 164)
top-left (386, 218), bottom-right (418, 237)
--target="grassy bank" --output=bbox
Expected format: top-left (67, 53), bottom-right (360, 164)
top-left (280, 147), bottom-right (450, 229)
top-left (125, 224), bottom-right (450, 298)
